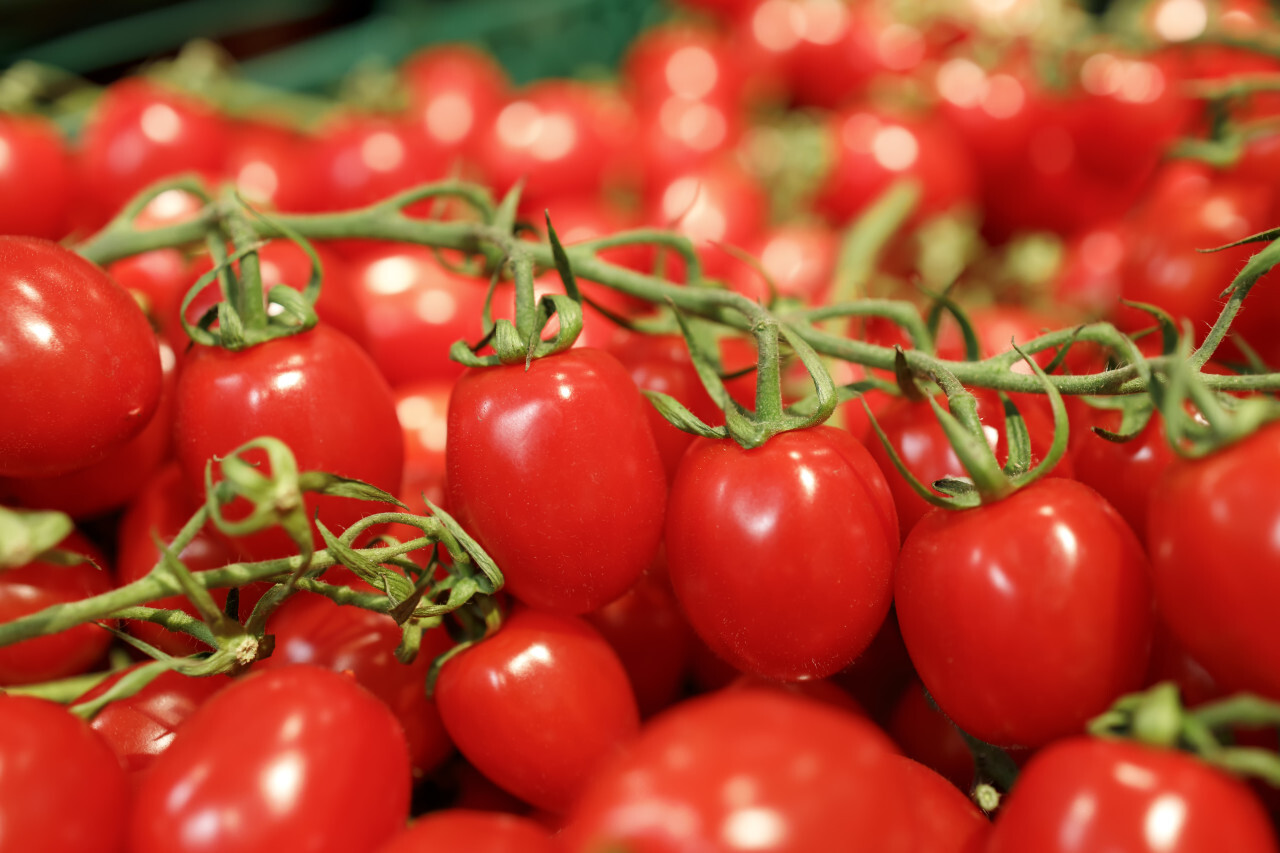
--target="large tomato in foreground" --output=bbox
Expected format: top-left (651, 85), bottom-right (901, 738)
top-left (130, 665), bottom-right (411, 853)
top-left (0, 237), bottom-right (163, 478)
top-left (558, 688), bottom-right (915, 853)
top-left (987, 737), bottom-right (1278, 853)
top-left (666, 425), bottom-right (898, 681)
top-left (446, 348), bottom-right (666, 614)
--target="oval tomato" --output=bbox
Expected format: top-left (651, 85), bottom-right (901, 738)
top-left (434, 608), bottom-right (640, 814)
top-left (0, 237), bottom-right (163, 478)
top-left (131, 665), bottom-right (411, 853)
top-left (666, 425), bottom-right (898, 681)
top-left (446, 347), bottom-right (666, 614)
top-left (0, 113), bottom-right (73, 240)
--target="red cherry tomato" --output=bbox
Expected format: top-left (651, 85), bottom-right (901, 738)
top-left (402, 44), bottom-right (511, 176)
top-left (0, 113), bottom-right (74, 240)
top-left (77, 78), bottom-right (231, 230)
top-left (446, 348), bottom-right (667, 614)
top-left (131, 665), bottom-right (411, 853)
top-left (434, 608), bottom-right (640, 814)
top-left (377, 809), bottom-right (556, 853)
top-left (394, 380), bottom-right (452, 511)
top-left (0, 237), bottom-right (163, 478)
top-left (987, 737), bottom-right (1279, 853)
top-left (1070, 407), bottom-right (1175, 545)
top-left (0, 529), bottom-right (113, 685)
top-left (666, 426), bottom-right (899, 681)
top-left (223, 119), bottom-right (317, 213)
top-left (172, 324), bottom-right (403, 560)
top-left (0, 694), bottom-right (128, 853)
top-left (558, 688), bottom-right (915, 853)
top-left (303, 114), bottom-right (447, 213)
top-left (896, 478), bottom-right (1154, 748)
top-left (256, 586), bottom-right (454, 777)
top-left (1147, 421), bottom-right (1280, 699)
top-left (724, 221), bottom-right (839, 305)
top-left (887, 755), bottom-right (990, 853)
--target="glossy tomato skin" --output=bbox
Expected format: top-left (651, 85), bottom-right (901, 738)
top-left (402, 44), bottom-right (510, 176)
top-left (0, 530), bottom-right (113, 685)
top-left (376, 809), bottom-right (555, 853)
top-left (131, 665), bottom-right (411, 853)
top-left (446, 348), bottom-right (666, 615)
top-left (666, 426), bottom-right (898, 681)
top-left (558, 688), bottom-right (915, 853)
top-left (434, 608), bottom-right (640, 814)
top-left (987, 737), bottom-right (1279, 853)
top-left (1148, 422), bottom-right (1280, 699)
top-left (173, 324), bottom-right (403, 560)
top-left (0, 237), bottom-right (163, 478)
top-left (1071, 408), bottom-right (1174, 545)
top-left (0, 695), bottom-right (128, 853)
top-left (897, 478), bottom-right (1154, 748)
top-left (304, 114), bottom-right (447, 213)
top-left (888, 755), bottom-right (989, 853)
top-left (0, 113), bottom-right (74, 240)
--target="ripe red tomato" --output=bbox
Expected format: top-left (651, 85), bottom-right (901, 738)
top-left (1147, 421), bottom-right (1280, 699)
top-left (0, 113), bottom-right (74, 240)
top-left (1070, 407), bottom-right (1174, 545)
top-left (887, 755), bottom-right (990, 853)
top-left (223, 119), bottom-right (317, 213)
top-left (172, 324), bottom-right (403, 560)
top-left (0, 694), bottom-right (129, 853)
top-left (0, 237), bottom-right (163, 478)
top-left (723, 221), bottom-right (839, 305)
top-left (377, 809), bottom-right (556, 853)
top-left (0, 529), bottom-right (113, 685)
top-left (402, 44), bottom-right (510, 176)
top-left (434, 608), bottom-right (640, 814)
top-left (77, 78), bottom-right (231, 230)
top-left (131, 665), bottom-right (411, 853)
top-left (666, 425), bottom-right (898, 681)
top-left (987, 737), bottom-right (1279, 853)
top-left (256, 584), bottom-right (455, 777)
top-left (896, 478), bottom-right (1154, 748)
top-left (558, 688), bottom-right (915, 853)
top-left (303, 113), bottom-right (448, 213)
top-left (446, 347), bottom-right (666, 614)
top-left (394, 380), bottom-right (452, 511)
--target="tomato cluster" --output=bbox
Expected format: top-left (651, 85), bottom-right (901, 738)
top-left (5, 0), bottom-right (1280, 849)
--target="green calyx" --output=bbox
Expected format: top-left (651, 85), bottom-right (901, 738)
top-left (0, 505), bottom-right (78, 570)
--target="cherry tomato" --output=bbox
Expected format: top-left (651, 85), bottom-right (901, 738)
top-left (0, 694), bottom-right (128, 853)
top-left (434, 608), bottom-right (640, 814)
top-left (1070, 407), bottom-right (1175, 545)
top-left (1147, 421), bottom-right (1280, 699)
top-left (394, 380), bottom-right (452, 512)
top-left (173, 324), bottom-right (403, 560)
top-left (897, 478), bottom-right (1154, 748)
top-left (446, 348), bottom-right (666, 614)
top-left (0, 237), bottom-right (163, 478)
top-left (131, 665), bottom-right (411, 853)
top-left (256, 584), bottom-right (454, 777)
top-left (0, 529), bottom-right (113, 684)
top-left (0, 113), bottom-right (74, 240)
top-left (887, 755), bottom-right (990, 853)
top-left (377, 809), bottom-right (556, 853)
top-left (558, 688), bottom-right (915, 853)
top-left (402, 44), bottom-right (510, 177)
top-left (666, 425), bottom-right (898, 681)
top-left (223, 119), bottom-right (317, 213)
top-left (987, 737), bottom-right (1279, 853)
top-left (303, 113), bottom-right (447, 213)
top-left (723, 221), bottom-right (839, 305)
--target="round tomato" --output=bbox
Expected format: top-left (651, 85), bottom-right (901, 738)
top-left (402, 44), bottom-right (510, 176)
top-left (1070, 407), bottom-right (1174, 545)
top-left (666, 425), bottom-right (898, 681)
top-left (0, 694), bottom-right (128, 853)
top-left (0, 237), bottom-right (163, 478)
top-left (446, 347), bottom-right (666, 615)
top-left (896, 478), bottom-right (1154, 748)
top-left (303, 113), bottom-right (447, 213)
top-left (172, 324), bottom-right (403, 560)
top-left (434, 608), bottom-right (640, 814)
top-left (558, 688), bottom-right (914, 853)
top-left (0, 113), bottom-right (73, 240)
top-left (131, 665), bottom-right (411, 853)
top-left (987, 737), bottom-right (1279, 853)
top-left (377, 809), bottom-right (555, 853)
top-left (887, 755), bottom-right (990, 853)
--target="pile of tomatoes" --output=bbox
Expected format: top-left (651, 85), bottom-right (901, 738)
top-left (5, 0), bottom-right (1280, 849)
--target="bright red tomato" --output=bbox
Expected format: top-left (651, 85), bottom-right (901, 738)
top-left (887, 755), bottom-right (990, 853)
top-left (394, 380), bottom-right (452, 511)
top-left (223, 119), bottom-right (317, 213)
top-left (77, 78), bottom-right (231, 231)
top-left (0, 237), bottom-right (163, 478)
top-left (897, 478), bottom-right (1154, 748)
top-left (987, 737), bottom-right (1279, 853)
top-left (172, 324), bottom-right (403, 560)
top-left (131, 665), bottom-right (411, 853)
top-left (434, 608), bottom-right (640, 814)
top-left (723, 221), bottom-right (839, 305)
top-left (0, 113), bottom-right (73, 240)
top-left (402, 44), bottom-right (510, 176)
top-left (0, 528), bottom-right (113, 684)
top-left (377, 809), bottom-right (555, 853)
top-left (666, 425), bottom-right (898, 681)
top-left (558, 688), bottom-right (915, 853)
top-left (256, 584), bottom-right (454, 777)
top-left (302, 114), bottom-right (447, 213)
top-left (1147, 421), bottom-right (1280, 699)
top-left (0, 694), bottom-right (128, 853)
top-left (1070, 407), bottom-right (1174, 545)
top-left (446, 347), bottom-right (666, 614)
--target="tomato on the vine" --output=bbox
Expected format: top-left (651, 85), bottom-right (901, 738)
top-left (0, 113), bottom-right (74, 240)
